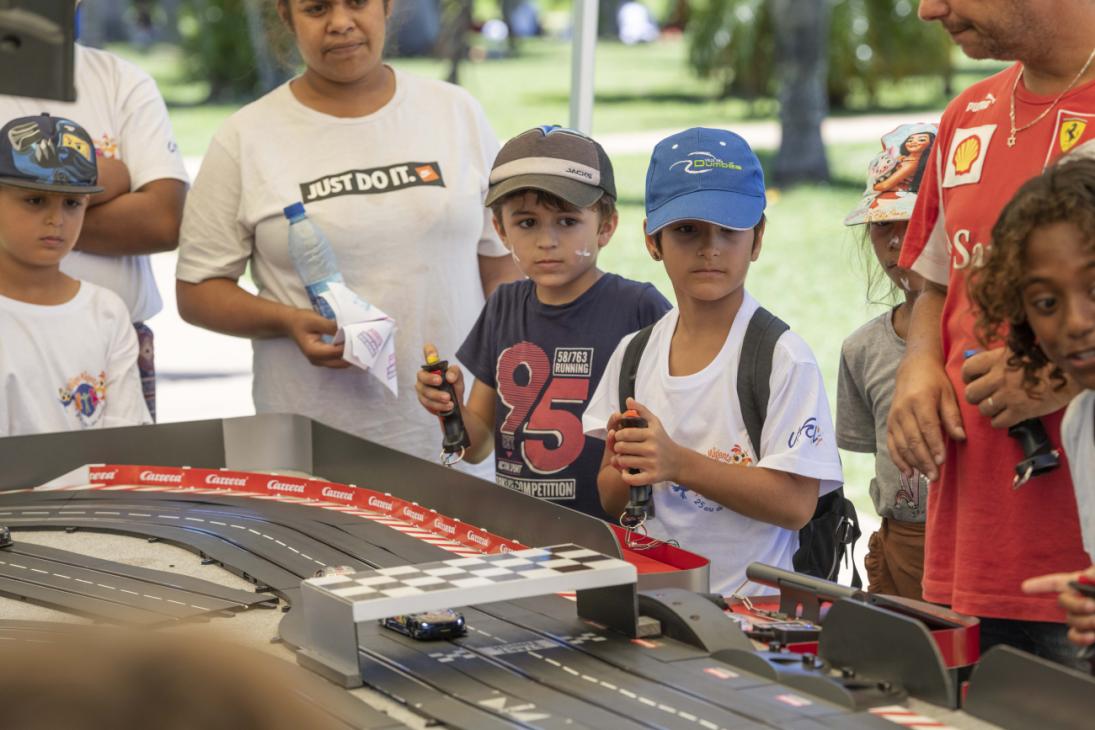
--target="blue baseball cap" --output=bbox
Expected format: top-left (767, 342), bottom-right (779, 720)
top-left (644, 127), bottom-right (765, 234)
top-left (0, 114), bottom-right (103, 194)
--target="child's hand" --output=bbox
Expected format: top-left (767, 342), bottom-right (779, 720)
top-left (416, 344), bottom-right (464, 415)
top-left (1022, 565), bottom-right (1095, 646)
top-left (610, 398), bottom-right (684, 486)
top-left (285, 308), bottom-right (347, 368)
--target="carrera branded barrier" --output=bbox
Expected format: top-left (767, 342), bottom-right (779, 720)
top-left (39, 464), bottom-right (527, 557)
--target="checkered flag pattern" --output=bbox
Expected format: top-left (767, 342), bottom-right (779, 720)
top-left (306, 544), bottom-right (636, 622)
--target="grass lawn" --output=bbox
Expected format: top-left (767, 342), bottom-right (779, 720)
top-left (108, 35), bottom-right (1003, 522)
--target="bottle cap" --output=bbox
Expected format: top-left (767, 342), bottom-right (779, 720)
top-left (283, 202), bottom-right (306, 221)
top-left (622, 409), bottom-right (640, 418)
top-left (425, 353), bottom-right (440, 365)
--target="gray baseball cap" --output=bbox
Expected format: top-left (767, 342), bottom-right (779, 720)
top-left (486, 125), bottom-right (616, 208)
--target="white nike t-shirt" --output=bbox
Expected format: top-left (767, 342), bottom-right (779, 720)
top-left (177, 69), bottom-right (507, 463)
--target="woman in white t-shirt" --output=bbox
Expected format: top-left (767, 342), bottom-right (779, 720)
top-left (176, 0), bottom-right (518, 461)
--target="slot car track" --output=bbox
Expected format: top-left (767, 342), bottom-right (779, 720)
top-left (0, 485), bottom-right (906, 730)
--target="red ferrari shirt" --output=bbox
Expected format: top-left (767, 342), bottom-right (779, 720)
top-left (900, 64), bottom-right (1094, 622)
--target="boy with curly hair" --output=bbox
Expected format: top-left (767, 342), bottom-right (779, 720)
top-left (969, 154), bottom-right (1095, 653)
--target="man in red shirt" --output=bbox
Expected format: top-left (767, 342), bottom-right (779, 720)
top-left (888, 0), bottom-right (1094, 666)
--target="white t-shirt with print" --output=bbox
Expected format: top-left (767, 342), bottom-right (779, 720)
top-left (583, 293), bottom-right (844, 595)
top-left (0, 44), bottom-right (190, 323)
top-left (1063, 391), bottom-right (1095, 562)
top-left (0, 283), bottom-right (151, 436)
top-left (176, 69), bottom-right (508, 463)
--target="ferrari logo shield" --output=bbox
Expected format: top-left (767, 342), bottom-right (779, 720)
top-left (1060, 119), bottom-right (1087, 153)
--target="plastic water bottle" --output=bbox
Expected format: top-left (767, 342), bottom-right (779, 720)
top-left (284, 202), bottom-right (343, 322)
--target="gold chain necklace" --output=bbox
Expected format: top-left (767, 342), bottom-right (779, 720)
top-left (1008, 45), bottom-right (1095, 148)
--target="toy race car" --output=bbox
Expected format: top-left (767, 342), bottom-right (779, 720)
top-left (381, 609), bottom-right (466, 640)
top-left (0, 526), bottom-right (11, 548)
top-left (313, 565), bottom-right (356, 579)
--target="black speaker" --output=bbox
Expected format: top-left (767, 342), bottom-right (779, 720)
top-left (0, 1), bottom-right (76, 101)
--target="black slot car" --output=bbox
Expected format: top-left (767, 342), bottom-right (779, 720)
top-left (381, 609), bottom-right (466, 640)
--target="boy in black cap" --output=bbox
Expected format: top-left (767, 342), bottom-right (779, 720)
top-left (0, 114), bottom-right (150, 436)
top-left (416, 125), bottom-right (670, 520)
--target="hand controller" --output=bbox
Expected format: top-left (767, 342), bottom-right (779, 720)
top-left (422, 354), bottom-right (470, 466)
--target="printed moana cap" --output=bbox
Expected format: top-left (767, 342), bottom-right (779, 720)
top-left (844, 122), bottom-right (938, 225)
top-left (0, 113), bottom-right (103, 194)
top-left (486, 125), bottom-right (616, 208)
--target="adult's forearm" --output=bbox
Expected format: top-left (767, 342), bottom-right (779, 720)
top-left (905, 284), bottom-right (947, 363)
top-left (176, 279), bottom-right (292, 339)
top-left (76, 180), bottom-right (186, 256)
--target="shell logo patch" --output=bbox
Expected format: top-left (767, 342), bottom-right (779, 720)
top-left (952, 136), bottom-right (981, 175)
top-left (942, 125), bottom-right (996, 189)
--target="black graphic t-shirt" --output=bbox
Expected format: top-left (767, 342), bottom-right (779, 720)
top-left (457, 274), bottom-right (671, 520)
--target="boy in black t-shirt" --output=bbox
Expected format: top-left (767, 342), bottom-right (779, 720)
top-left (416, 126), bottom-right (670, 519)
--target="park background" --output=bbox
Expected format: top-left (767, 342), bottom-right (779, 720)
top-left (76, 0), bottom-right (1006, 542)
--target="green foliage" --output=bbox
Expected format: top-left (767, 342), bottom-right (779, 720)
top-left (687, 0), bottom-right (774, 98)
top-left (177, 0), bottom-right (289, 101)
top-left (688, 0), bottom-right (953, 108)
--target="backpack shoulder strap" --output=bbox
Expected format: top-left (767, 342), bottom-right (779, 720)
top-left (617, 325), bottom-right (656, 410)
top-left (737, 307), bottom-right (790, 457)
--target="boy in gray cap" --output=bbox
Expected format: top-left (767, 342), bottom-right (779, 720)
top-left (416, 125), bottom-right (670, 520)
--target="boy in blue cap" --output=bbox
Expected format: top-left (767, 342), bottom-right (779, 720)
top-left (583, 128), bottom-right (843, 594)
top-left (0, 114), bottom-right (149, 436)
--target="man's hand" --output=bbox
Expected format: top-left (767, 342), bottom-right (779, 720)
top-left (1023, 566), bottom-right (1095, 646)
top-left (284, 309), bottom-right (347, 369)
top-left (888, 352), bottom-right (966, 481)
top-left (610, 398), bottom-right (684, 486)
top-left (962, 347), bottom-right (1075, 428)
top-left (89, 157), bottom-right (131, 207)
top-left (416, 343), bottom-right (465, 415)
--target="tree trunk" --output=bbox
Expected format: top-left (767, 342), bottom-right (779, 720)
top-left (598, 0), bottom-right (622, 38)
top-left (159, 0), bottom-right (183, 44)
top-left (771, 0), bottom-right (830, 186)
top-left (441, 0), bottom-right (472, 85)
top-left (243, 0), bottom-right (287, 93)
top-left (78, 0), bottom-right (131, 48)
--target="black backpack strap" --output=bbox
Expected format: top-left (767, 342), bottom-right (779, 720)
top-left (617, 324), bottom-right (655, 410)
top-left (736, 307), bottom-right (789, 456)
